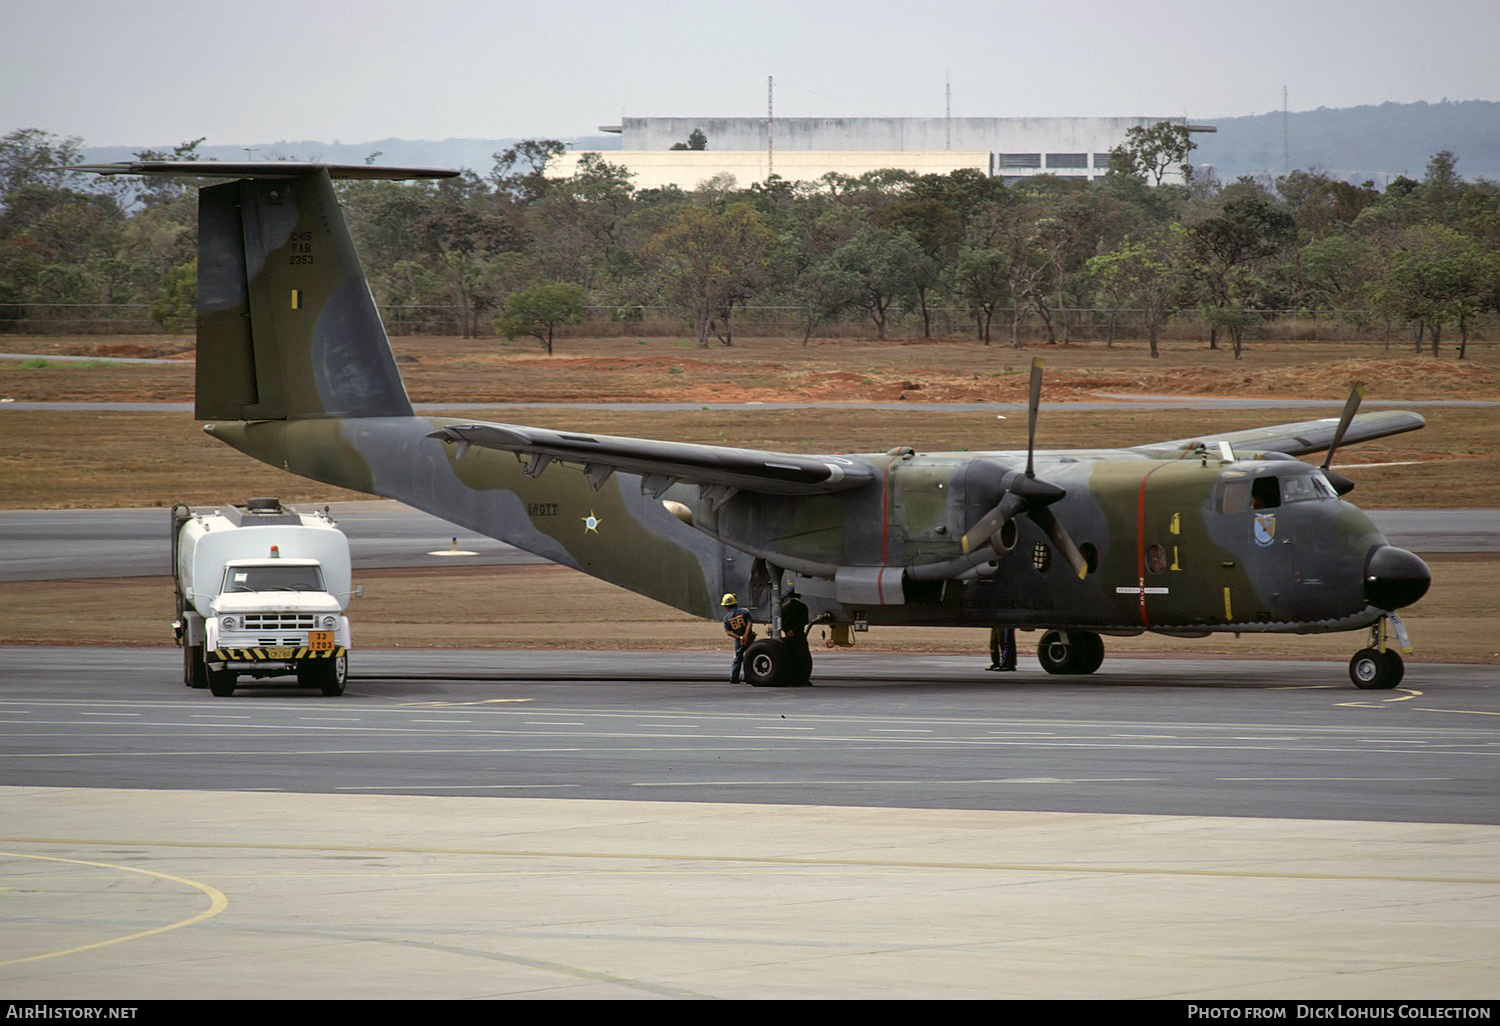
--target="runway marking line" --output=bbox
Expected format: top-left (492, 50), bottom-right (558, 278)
top-left (396, 699), bottom-right (534, 707)
top-left (1336, 687), bottom-right (1423, 709)
top-left (1414, 707), bottom-right (1500, 717)
top-left (3, 837), bottom-right (1496, 887)
top-left (0, 850), bottom-right (228, 967)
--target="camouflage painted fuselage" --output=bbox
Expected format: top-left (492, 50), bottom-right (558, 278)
top-left (207, 416), bottom-right (1400, 637)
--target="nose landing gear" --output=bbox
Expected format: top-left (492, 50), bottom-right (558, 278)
top-left (1349, 614), bottom-right (1411, 689)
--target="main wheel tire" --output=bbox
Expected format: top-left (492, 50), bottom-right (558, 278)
top-left (744, 639), bottom-right (792, 687)
top-left (318, 653), bottom-right (348, 697)
top-left (1076, 632), bottom-right (1105, 675)
top-left (1038, 630), bottom-right (1101, 675)
top-left (295, 661), bottom-right (321, 689)
top-left (206, 656), bottom-right (236, 697)
top-left (1350, 648), bottom-right (1403, 689)
top-left (184, 643), bottom-right (208, 689)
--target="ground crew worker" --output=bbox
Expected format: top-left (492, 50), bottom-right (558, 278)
top-left (722, 593), bottom-right (754, 685)
top-left (780, 588), bottom-right (811, 685)
top-left (987, 625), bottom-right (1017, 671)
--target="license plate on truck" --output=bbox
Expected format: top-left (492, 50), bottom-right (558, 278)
top-left (308, 630), bottom-right (335, 652)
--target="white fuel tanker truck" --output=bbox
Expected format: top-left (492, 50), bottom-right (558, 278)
top-left (171, 497), bottom-right (354, 697)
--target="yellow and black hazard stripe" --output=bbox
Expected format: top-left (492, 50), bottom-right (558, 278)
top-left (213, 647), bottom-right (347, 661)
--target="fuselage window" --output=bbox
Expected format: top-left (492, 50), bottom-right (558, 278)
top-left (1216, 479), bottom-right (1251, 514)
top-left (1032, 542), bottom-right (1052, 572)
top-left (1146, 544), bottom-right (1167, 575)
top-left (1079, 542), bottom-right (1099, 574)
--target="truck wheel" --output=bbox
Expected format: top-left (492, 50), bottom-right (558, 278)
top-left (206, 657), bottom-right (236, 697)
top-left (318, 653), bottom-right (348, 697)
top-left (184, 644), bottom-right (208, 689)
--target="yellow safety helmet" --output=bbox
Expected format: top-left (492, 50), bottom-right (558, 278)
top-left (721, 593), bottom-right (737, 607)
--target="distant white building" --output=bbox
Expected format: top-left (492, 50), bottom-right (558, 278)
top-left (548, 116), bottom-right (1215, 190)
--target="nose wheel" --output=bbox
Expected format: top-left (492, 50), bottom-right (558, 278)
top-left (1349, 616), bottom-right (1410, 689)
top-left (1349, 647), bottom-right (1404, 689)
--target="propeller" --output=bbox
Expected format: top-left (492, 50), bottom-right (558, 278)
top-left (1319, 382), bottom-right (1363, 496)
top-left (959, 359), bottom-right (1087, 579)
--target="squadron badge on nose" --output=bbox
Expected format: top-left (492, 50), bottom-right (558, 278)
top-left (1254, 512), bottom-right (1277, 547)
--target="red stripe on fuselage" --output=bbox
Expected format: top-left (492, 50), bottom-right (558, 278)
top-left (1136, 463), bottom-right (1173, 629)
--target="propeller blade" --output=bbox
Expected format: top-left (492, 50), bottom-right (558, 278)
top-left (957, 359), bottom-right (1085, 580)
top-left (1025, 357), bottom-right (1044, 479)
top-left (1320, 382), bottom-right (1363, 496)
top-left (1321, 382), bottom-right (1364, 473)
top-left (1030, 506), bottom-right (1089, 580)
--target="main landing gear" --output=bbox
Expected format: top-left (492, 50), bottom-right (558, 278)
top-left (1036, 629), bottom-right (1105, 675)
top-left (743, 638), bottom-right (813, 688)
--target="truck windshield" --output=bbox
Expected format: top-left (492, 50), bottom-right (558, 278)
top-left (222, 565), bottom-right (326, 593)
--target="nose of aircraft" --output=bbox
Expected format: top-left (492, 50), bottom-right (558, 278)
top-left (1365, 546), bottom-right (1431, 610)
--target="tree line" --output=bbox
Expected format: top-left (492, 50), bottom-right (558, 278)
top-left (2, 125), bottom-right (1497, 359)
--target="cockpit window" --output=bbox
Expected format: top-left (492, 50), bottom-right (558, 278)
top-left (1216, 472), bottom-right (1336, 513)
top-left (1251, 476), bottom-right (1280, 509)
top-left (1281, 474), bottom-right (1336, 503)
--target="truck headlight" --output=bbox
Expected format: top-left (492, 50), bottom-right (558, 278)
top-left (221, 616), bottom-right (237, 630)
top-left (322, 615), bottom-right (337, 629)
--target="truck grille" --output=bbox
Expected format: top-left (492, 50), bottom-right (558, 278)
top-left (241, 612), bottom-right (318, 631)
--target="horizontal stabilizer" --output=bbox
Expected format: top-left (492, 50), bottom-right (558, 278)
top-left (68, 161), bottom-right (459, 181)
top-left (429, 422), bottom-right (875, 495)
top-left (1138, 410), bottom-right (1426, 458)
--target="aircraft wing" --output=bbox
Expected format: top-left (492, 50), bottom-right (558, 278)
top-left (1134, 410), bottom-right (1426, 458)
top-left (428, 422), bottom-right (876, 497)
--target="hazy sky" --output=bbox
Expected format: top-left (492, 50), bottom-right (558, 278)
top-left (5, 0), bottom-right (1498, 147)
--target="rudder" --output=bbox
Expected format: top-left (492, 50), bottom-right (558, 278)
top-left (70, 161), bottom-right (457, 422)
top-left (195, 169), bottom-right (411, 421)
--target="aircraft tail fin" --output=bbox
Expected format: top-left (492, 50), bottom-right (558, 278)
top-left (73, 162), bottom-right (458, 421)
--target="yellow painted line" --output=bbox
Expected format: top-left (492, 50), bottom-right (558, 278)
top-left (1414, 707), bottom-right (1500, 717)
top-left (2, 838), bottom-right (1494, 887)
top-left (1336, 687), bottom-right (1423, 708)
top-left (0, 851), bottom-right (228, 968)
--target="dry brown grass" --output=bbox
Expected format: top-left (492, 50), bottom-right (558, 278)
top-left (5, 333), bottom-right (1499, 404)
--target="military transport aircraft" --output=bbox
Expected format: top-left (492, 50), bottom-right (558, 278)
top-left (75, 161), bottom-right (1432, 690)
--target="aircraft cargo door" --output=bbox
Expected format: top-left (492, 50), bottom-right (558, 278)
top-left (1131, 461), bottom-right (1235, 630)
